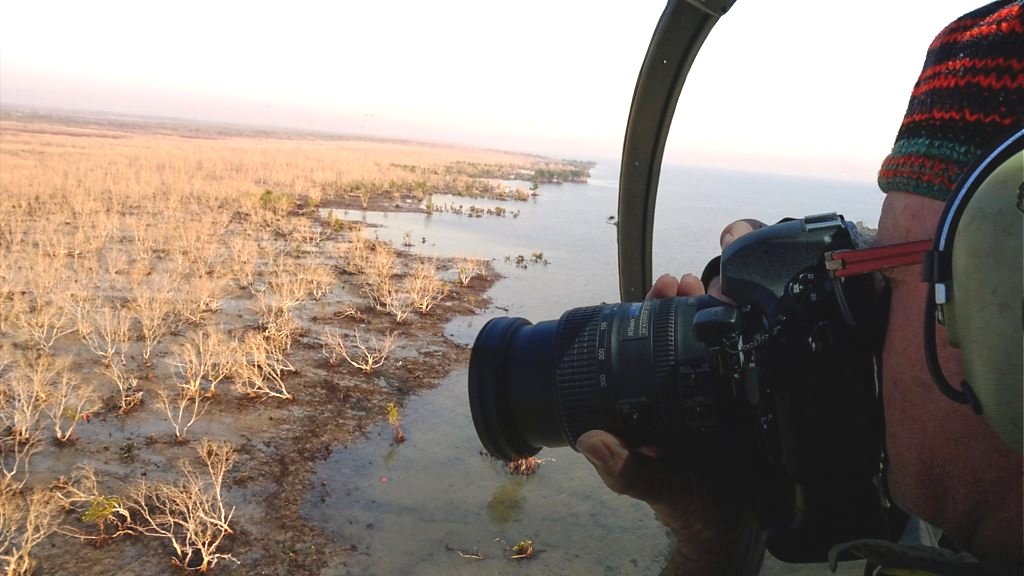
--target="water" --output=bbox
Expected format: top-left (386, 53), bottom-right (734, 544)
top-left (334, 163), bottom-right (881, 323)
top-left (307, 366), bottom-right (668, 575)
top-left (309, 163), bottom-right (881, 574)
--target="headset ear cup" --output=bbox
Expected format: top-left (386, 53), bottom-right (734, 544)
top-left (943, 143), bottom-right (1023, 454)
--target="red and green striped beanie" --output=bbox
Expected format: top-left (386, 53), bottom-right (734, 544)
top-left (878, 1), bottom-right (1024, 201)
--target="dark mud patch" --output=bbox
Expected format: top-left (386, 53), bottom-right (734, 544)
top-left (320, 194), bottom-right (427, 214)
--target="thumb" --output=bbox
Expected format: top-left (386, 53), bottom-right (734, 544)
top-left (577, 430), bottom-right (690, 507)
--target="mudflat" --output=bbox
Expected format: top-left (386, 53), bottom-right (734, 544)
top-left (0, 114), bottom-right (572, 575)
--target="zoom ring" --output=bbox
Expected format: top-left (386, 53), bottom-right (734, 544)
top-left (652, 299), bottom-right (676, 388)
top-left (555, 306), bottom-right (604, 446)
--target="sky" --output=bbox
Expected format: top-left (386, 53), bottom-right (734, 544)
top-left (0, 0), bottom-right (982, 182)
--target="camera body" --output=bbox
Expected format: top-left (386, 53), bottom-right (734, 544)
top-left (703, 214), bottom-right (883, 480)
top-left (703, 213), bottom-right (894, 559)
top-left (469, 213), bottom-right (901, 562)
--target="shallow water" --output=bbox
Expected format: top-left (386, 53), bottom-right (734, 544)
top-left (310, 164), bottom-right (880, 574)
top-left (308, 366), bottom-right (670, 575)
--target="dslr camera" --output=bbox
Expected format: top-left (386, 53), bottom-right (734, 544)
top-left (469, 213), bottom-right (903, 561)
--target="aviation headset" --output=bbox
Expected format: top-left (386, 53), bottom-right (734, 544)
top-left (926, 128), bottom-right (1023, 454)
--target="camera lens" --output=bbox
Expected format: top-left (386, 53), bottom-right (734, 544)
top-left (468, 297), bottom-right (723, 461)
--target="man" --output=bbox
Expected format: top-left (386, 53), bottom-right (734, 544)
top-left (578, 1), bottom-right (1023, 573)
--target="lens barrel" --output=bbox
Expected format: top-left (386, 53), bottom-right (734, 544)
top-left (469, 297), bottom-right (720, 461)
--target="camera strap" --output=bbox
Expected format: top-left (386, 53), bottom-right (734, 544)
top-left (824, 240), bottom-right (932, 278)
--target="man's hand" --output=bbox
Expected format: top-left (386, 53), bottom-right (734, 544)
top-left (576, 219), bottom-right (766, 573)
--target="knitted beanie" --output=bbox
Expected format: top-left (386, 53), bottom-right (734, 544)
top-left (878, 0), bottom-right (1024, 201)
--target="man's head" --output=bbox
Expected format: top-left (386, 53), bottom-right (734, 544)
top-left (874, 1), bottom-right (1022, 566)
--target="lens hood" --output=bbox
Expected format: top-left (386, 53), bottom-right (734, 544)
top-left (469, 317), bottom-right (541, 461)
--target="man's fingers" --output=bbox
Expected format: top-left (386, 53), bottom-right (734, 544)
top-left (648, 220), bottom-right (767, 300)
top-left (707, 276), bottom-right (724, 300)
top-left (720, 219), bottom-right (767, 251)
top-left (577, 430), bottom-right (626, 481)
top-left (648, 273), bottom-right (704, 300)
top-left (648, 273), bottom-right (679, 300)
top-left (677, 274), bottom-right (705, 297)
top-left (713, 219), bottom-right (765, 304)
top-left (577, 431), bottom-right (688, 508)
